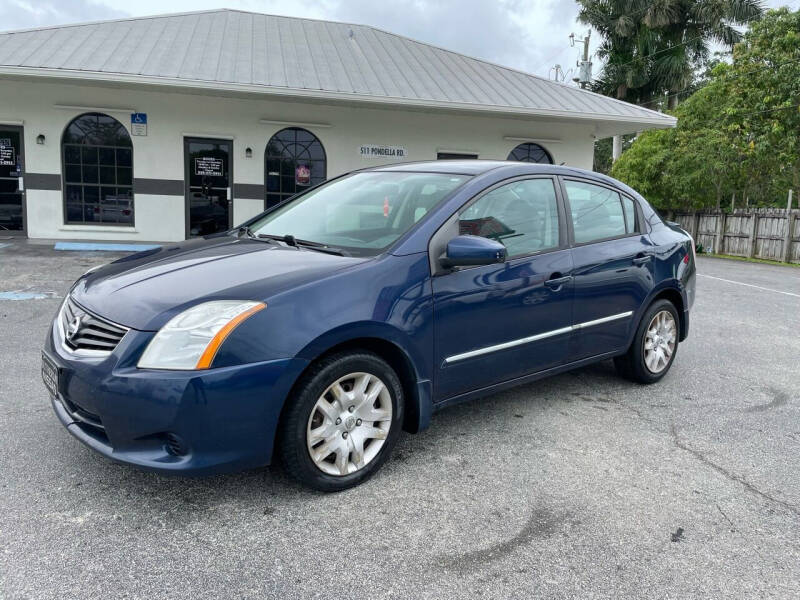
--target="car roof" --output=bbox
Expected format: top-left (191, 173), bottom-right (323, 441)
top-left (368, 160), bottom-right (642, 198)
top-left (371, 159), bottom-right (593, 178)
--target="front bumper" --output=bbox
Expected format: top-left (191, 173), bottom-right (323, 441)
top-left (44, 321), bottom-right (307, 476)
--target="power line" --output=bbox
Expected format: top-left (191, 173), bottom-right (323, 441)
top-left (659, 55), bottom-right (800, 103)
top-left (594, 33), bottom-right (708, 80)
top-left (708, 102), bottom-right (800, 124)
top-left (589, 0), bottom-right (775, 81)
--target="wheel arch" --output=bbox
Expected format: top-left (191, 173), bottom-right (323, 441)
top-left (644, 284), bottom-right (687, 341)
top-left (279, 330), bottom-right (432, 448)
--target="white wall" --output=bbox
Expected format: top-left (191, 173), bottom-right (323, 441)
top-left (0, 78), bottom-right (597, 241)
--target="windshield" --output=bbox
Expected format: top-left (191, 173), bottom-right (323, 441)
top-left (249, 172), bottom-right (470, 256)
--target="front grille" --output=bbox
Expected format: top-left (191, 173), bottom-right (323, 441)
top-left (60, 296), bottom-right (128, 354)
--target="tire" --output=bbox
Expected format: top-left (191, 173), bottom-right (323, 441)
top-left (278, 351), bottom-right (404, 492)
top-left (614, 299), bottom-right (680, 384)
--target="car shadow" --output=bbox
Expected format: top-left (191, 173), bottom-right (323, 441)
top-left (66, 360), bottom-right (634, 518)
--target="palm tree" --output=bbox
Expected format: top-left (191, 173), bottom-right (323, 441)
top-left (577, 0), bottom-right (657, 103)
top-left (578, 0), bottom-right (764, 109)
top-left (645, 0), bottom-right (764, 108)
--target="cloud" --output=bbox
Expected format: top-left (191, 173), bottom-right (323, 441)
top-left (0, 0), bottom-right (126, 31)
top-left (264, 0), bottom-right (584, 75)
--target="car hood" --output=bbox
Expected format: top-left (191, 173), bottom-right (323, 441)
top-left (70, 236), bottom-right (367, 330)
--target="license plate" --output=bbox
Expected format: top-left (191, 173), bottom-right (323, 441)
top-left (41, 352), bottom-right (59, 398)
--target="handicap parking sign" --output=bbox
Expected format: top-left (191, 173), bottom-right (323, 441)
top-left (131, 113), bottom-right (147, 136)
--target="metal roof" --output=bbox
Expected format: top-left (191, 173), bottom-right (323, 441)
top-left (0, 9), bottom-right (675, 128)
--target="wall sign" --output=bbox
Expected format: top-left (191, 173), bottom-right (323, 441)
top-left (131, 113), bottom-right (147, 136)
top-left (359, 144), bottom-right (408, 159)
top-left (195, 156), bottom-right (224, 177)
top-left (0, 144), bottom-right (15, 167)
top-left (295, 164), bottom-right (311, 186)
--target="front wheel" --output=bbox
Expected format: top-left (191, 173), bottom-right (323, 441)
top-left (278, 351), bottom-right (404, 492)
top-left (614, 299), bottom-right (680, 384)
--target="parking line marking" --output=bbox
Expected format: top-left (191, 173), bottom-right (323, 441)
top-left (54, 242), bottom-right (161, 252)
top-left (0, 291), bottom-right (58, 300)
top-left (697, 273), bottom-right (800, 299)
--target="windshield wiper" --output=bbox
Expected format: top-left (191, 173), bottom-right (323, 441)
top-left (257, 233), bottom-right (347, 256)
top-left (239, 226), bottom-right (285, 245)
top-left (258, 233), bottom-right (298, 247)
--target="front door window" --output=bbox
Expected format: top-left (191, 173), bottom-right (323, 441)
top-left (185, 138), bottom-right (232, 237)
top-left (0, 128), bottom-right (24, 233)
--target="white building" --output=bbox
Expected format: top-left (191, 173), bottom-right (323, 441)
top-left (0, 9), bottom-right (675, 242)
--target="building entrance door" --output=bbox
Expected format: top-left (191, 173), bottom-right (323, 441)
top-left (0, 126), bottom-right (25, 235)
top-left (184, 137), bottom-right (232, 237)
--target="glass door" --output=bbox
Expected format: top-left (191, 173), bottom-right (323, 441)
top-left (184, 137), bottom-right (232, 237)
top-left (0, 126), bottom-right (25, 235)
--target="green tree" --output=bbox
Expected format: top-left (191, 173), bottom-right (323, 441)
top-left (721, 7), bottom-right (800, 202)
top-left (610, 8), bottom-right (800, 211)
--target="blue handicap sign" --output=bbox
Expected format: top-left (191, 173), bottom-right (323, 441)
top-left (131, 113), bottom-right (147, 124)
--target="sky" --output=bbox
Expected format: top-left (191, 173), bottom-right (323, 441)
top-left (0, 0), bottom-right (796, 79)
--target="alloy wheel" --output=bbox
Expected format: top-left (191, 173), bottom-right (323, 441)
top-left (643, 310), bottom-right (677, 374)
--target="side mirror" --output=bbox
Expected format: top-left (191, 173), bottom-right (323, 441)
top-left (439, 235), bottom-right (507, 269)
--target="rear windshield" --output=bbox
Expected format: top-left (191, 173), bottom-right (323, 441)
top-left (249, 172), bottom-right (470, 256)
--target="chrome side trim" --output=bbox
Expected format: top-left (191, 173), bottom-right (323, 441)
top-left (443, 311), bottom-right (633, 365)
top-left (572, 311), bottom-right (633, 330)
top-left (444, 326), bottom-right (573, 364)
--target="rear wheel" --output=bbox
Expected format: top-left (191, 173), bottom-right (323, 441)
top-left (278, 351), bottom-right (404, 492)
top-left (614, 299), bottom-right (679, 384)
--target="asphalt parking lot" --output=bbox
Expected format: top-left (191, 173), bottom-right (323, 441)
top-left (1, 241), bottom-right (799, 599)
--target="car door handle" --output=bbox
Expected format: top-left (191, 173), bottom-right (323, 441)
top-left (632, 254), bottom-right (652, 265)
top-left (544, 275), bottom-right (572, 289)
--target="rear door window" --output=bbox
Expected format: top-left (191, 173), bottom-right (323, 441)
top-left (564, 180), bottom-right (630, 244)
top-left (621, 195), bottom-right (638, 234)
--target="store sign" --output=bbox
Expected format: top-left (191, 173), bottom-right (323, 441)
top-left (359, 144), bottom-right (408, 159)
top-left (0, 144), bottom-right (15, 167)
top-left (295, 164), bottom-right (311, 186)
top-left (131, 113), bottom-right (147, 136)
top-left (195, 156), bottom-right (223, 177)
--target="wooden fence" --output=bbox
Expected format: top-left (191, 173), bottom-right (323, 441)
top-left (664, 209), bottom-right (800, 264)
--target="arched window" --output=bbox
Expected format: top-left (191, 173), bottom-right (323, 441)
top-left (265, 127), bottom-right (326, 208)
top-left (62, 113), bottom-right (133, 225)
top-left (506, 142), bottom-right (553, 164)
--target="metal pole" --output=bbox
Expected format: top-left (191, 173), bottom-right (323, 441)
top-left (612, 135), bottom-right (622, 162)
top-left (580, 32), bottom-right (591, 90)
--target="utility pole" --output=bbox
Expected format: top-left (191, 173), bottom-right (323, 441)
top-left (569, 31), bottom-right (592, 89)
top-left (549, 64), bottom-right (574, 83)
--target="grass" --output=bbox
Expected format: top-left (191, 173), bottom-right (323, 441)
top-left (700, 253), bottom-right (800, 268)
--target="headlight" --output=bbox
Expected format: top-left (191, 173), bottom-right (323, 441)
top-left (137, 301), bottom-right (266, 370)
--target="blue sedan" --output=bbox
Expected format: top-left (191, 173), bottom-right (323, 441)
top-left (42, 161), bottom-right (695, 491)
